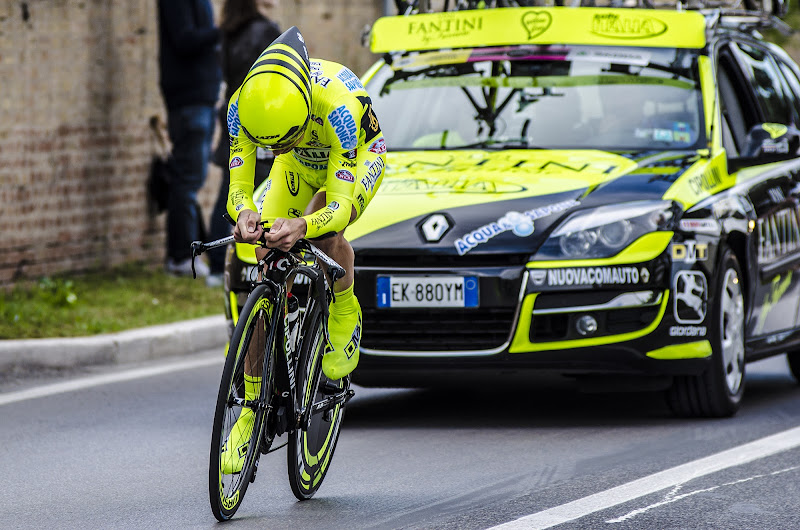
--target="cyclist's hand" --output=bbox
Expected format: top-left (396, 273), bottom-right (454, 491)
top-left (233, 209), bottom-right (264, 244)
top-left (264, 217), bottom-right (307, 251)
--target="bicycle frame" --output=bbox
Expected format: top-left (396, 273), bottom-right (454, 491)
top-left (192, 235), bottom-right (351, 435)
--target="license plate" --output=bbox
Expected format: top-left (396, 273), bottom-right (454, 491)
top-left (376, 276), bottom-right (479, 308)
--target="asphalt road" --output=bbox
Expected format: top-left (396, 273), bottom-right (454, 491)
top-left (1, 352), bottom-right (799, 529)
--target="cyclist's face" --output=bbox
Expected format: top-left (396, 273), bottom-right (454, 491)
top-left (271, 134), bottom-right (304, 155)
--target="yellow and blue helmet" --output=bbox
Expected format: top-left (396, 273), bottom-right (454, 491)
top-left (237, 27), bottom-right (311, 151)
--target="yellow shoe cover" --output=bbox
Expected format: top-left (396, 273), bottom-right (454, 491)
top-left (323, 291), bottom-right (362, 380)
top-left (221, 408), bottom-right (255, 474)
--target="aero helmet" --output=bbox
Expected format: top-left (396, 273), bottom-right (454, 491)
top-left (237, 27), bottom-right (311, 151)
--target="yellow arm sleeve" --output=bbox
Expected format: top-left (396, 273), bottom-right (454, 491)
top-left (225, 90), bottom-right (259, 221)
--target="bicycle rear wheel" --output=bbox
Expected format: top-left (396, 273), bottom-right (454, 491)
top-left (287, 297), bottom-right (346, 500)
top-left (209, 284), bottom-right (277, 521)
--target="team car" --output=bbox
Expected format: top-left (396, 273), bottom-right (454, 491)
top-left (223, 1), bottom-right (800, 417)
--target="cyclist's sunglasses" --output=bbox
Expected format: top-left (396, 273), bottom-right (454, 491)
top-left (241, 116), bottom-right (309, 151)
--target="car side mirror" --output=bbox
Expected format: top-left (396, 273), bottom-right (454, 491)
top-left (739, 123), bottom-right (800, 159)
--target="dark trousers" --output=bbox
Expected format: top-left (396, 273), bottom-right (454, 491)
top-left (166, 104), bottom-right (216, 262)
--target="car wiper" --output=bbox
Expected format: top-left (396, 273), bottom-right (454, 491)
top-left (446, 137), bottom-right (542, 150)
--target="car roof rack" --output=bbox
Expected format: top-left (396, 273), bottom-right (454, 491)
top-left (702, 8), bottom-right (794, 37)
top-left (392, 0), bottom-right (793, 35)
top-left (395, 0), bottom-right (788, 17)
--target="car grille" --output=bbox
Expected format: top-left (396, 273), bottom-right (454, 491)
top-left (361, 307), bottom-right (516, 352)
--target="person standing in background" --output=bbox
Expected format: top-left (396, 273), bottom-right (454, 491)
top-left (206, 0), bottom-right (282, 287)
top-left (157, 0), bottom-right (222, 277)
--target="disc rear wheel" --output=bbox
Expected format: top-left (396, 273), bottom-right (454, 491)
top-left (287, 300), bottom-right (346, 500)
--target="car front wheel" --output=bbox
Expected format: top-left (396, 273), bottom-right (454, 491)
top-left (667, 248), bottom-right (745, 417)
top-left (785, 350), bottom-right (800, 383)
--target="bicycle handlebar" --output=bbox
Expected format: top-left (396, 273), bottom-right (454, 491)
top-left (189, 233), bottom-right (346, 283)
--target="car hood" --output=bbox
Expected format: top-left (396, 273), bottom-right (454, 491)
top-left (347, 149), bottom-right (697, 257)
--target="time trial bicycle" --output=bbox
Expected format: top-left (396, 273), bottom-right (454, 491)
top-left (191, 226), bottom-right (354, 521)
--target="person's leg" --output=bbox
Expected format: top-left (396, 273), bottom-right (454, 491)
top-left (224, 156), bottom-right (315, 471)
top-left (304, 195), bottom-right (360, 381)
top-left (207, 164), bottom-right (231, 276)
top-left (305, 200), bottom-right (356, 292)
top-left (166, 104), bottom-right (216, 273)
top-left (311, 142), bottom-right (386, 380)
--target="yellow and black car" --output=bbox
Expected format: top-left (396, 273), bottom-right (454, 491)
top-left (227, 2), bottom-right (800, 417)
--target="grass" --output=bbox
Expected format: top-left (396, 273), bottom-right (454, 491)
top-left (0, 263), bottom-right (226, 339)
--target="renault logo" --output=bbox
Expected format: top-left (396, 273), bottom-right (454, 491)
top-left (418, 213), bottom-right (452, 243)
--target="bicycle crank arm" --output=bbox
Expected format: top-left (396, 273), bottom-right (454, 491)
top-left (230, 397), bottom-right (271, 412)
top-left (298, 388), bottom-right (355, 430)
top-left (310, 388), bottom-right (355, 414)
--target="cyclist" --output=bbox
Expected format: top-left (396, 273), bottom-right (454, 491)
top-left (222, 27), bottom-right (386, 473)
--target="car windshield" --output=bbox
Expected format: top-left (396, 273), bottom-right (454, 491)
top-left (367, 45), bottom-right (705, 151)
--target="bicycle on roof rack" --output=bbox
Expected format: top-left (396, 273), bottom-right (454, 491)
top-left (392, 0), bottom-right (788, 17)
top-left (191, 225), bottom-right (354, 520)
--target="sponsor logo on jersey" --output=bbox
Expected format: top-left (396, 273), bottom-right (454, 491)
top-left (328, 105), bottom-right (357, 149)
top-left (229, 156), bottom-right (244, 169)
top-left (337, 67), bottom-right (364, 92)
top-left (298, 161), bottom-right (327, 171)
top-left (368, 138), bottom-right (387, 154)
top-left (335, 170), bottom-right (355, 182)
top-left (311, 208), bottom-right (335, 228)
top-left (312, 75), bottom-right (331, 88)
top-left (285, 171), bottom-right (301, 196)
top-left (310, 114), bottom-right (324, 126)
top-left (344, 149), bottom-right (358, 159)
top-left (357, 95), bottom-right (380, 143)
top-left (328, 201), bottom-right (340, 210)
top-left (227, 101), bottom-right (241, 136)
top-left (360, 157), bottom-right (384, 192)
top-left (294, 147), bottom-right (328, 160)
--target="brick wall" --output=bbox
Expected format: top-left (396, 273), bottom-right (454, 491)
top-left (0, 0), bottom-right (386, 286)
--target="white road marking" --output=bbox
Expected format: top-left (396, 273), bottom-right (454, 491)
top-left (489, 425), bottom-right (800, 529)
top-left (606, 465), bottom-right (799, 523)
top-left (0, 356), bottom-right (223, 406)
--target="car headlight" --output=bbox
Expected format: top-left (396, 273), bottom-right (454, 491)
top-left (534, 200), bottom-right (675, 260)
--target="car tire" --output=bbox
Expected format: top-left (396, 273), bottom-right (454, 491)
top-left (666, 248), bottom-right (745, 417)
top-left (785, 351), bottom-right (800, 383)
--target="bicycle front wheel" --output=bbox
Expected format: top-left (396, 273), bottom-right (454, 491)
top-left (209, 284), bottom-right (277, 521)
top-left (287, 298), bottom-right (346, 500)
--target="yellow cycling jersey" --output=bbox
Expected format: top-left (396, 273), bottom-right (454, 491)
top-left (226, 58), bottom-right (385, 238)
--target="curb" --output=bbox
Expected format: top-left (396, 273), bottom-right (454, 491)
top-left (0, 315), bottom-right (229, 373)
